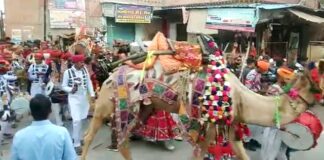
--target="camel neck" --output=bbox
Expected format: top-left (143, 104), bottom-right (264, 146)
top-left (227, 72), bottom-right (308, 127)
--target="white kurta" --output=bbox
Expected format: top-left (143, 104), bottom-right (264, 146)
top-left (28, 63), bottom-right (49, 97)
top-left (62, 66), bottom-right (95, 121)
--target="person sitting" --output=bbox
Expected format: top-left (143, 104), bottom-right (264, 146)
top-left (11, 94), bottom-right (77, 160)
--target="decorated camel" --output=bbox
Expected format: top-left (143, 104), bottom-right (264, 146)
top-left (81, 33), bottom-right (324, 160)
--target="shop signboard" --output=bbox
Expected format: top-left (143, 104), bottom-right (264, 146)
top-left (206, 8), bottom-right (259, 32)
top-left (49, 10), bottom-right (86, 28)
top-left (115, 4), bottom-right (152, 23)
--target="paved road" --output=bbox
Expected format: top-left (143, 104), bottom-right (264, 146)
top-left (1, 106), bottom-right (324, 160)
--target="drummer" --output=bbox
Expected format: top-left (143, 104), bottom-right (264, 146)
top-left (261, 67), bottom-right (295, 160)
top-left (47, 50), bottom-right (68, 126)
top-left (0, 58), bottom-right (15, 141)
top-left (27, 53), bottom-right (49, 97)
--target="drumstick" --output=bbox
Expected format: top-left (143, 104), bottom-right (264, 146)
top-left (92, 143), bottom-right (103, 150)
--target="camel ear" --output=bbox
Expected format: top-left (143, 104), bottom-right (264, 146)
top-left (318, 59), bottom-right (324, 74)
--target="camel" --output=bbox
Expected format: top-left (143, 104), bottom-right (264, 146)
top-left (81, 35), bottom-right (324, 160)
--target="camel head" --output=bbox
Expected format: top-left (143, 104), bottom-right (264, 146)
top-left (289, 60), bottom-right (324, 108)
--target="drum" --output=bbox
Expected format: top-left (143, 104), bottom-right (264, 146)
top-left (11, 96), bottom-right (30, 115)
top-left (280, 111), bottom-right (323, 150)
top-left (45, 81), bottom-right (68, 103)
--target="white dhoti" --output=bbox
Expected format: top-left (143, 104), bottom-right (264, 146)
top-left (246, 124), bottom-right (264, 142)
top-left (68, 88), bottom-right (90, 147)
top-left (30, 83), bottom-right (44, 97)
top-left (261, 127), bottom-right (288, 160)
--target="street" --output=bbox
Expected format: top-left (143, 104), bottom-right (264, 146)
top-left (1, 105), bottom-right (324, 160)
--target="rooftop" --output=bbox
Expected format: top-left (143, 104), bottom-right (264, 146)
top-left (100, 0), bottom-right (320, 10)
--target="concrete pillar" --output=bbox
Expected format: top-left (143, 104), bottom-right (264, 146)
top-left (135, 24), bottom-right (145, 41)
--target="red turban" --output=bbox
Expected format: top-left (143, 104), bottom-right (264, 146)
top-left (61, 52), bottom-right (72, 60)
top-left (71, 55), bottom-right (85, 63)
top-left (2, 51), bottom-right (12, 58)
top-left (51, 50), bottom-right (62, 58)
top-left (35, 53), bottom-right (44, 60)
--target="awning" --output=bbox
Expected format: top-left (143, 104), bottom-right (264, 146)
top-left (289, 9), bottom-right (324, 24)
top-left (187, 10), bottom-right (218, 34)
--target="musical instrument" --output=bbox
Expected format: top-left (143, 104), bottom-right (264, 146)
top-left (27, 53), bottom-right (35, 64)
top-left (10, 95), bottom-right (30, 116)
top-left (45, 81), bottom-right (68, 103)
top-left (280, 111), bottom-right (323, 150)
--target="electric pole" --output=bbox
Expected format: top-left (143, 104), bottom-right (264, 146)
top-left (44, 0), bottom-right (47, 41)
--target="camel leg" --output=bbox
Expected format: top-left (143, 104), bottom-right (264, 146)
top-left (119, 138), bottom-right (132, 160)
top-left (194, 124), bottom-right (216, 160)
top-left (229, 126), bottom-right (250, 160)
top-left (81, 93), bottom-right (114, 160)
top-left (81, 116), bottom-right (103, 160)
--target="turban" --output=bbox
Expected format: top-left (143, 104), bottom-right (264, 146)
top-left (34, 53), bottom-right (44, 60)
top-left (51, 50), bottom-right (62, 58)
top-left (61, 52), bottom-right (72, 60)
top-left (277, 67), bottom-right (295, 80)
top-left (257, 60), bottom-right (270, 73)
top-left (2, 51), bottom-right (12, 58)
top-left (71, 55), bottom-right (85, 63)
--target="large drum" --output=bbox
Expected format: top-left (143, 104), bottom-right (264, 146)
top-left (280, 111), bottom-right (323, 150)
top-left (9, 95), bottom-right (30, 121)
top-left (45, 81), bottom-right (68, 103)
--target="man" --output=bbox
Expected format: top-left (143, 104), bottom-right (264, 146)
top-left (28, 53), bottom-right (49, 97)
top-left (244, 60), bottom-right (270, 151)
top-left (2, 51), bottom-right (19, 90)
top-left (0, 58), bottom-right (15, 143)
top-left (261, 67), bottom-right (295, 160)
top-left (241, 58), bottom-right (255, 83)
top-left (48, 50), bottom-right (68, 126)
top-left (62, 54), bottom-right (95, 154)
top-left (11, 94), bottom-right (77, 160)
top-left (245, 60), bottom-right (270, 93)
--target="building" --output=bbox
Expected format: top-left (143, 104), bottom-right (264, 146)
top-left (4, 0), bottom-right (103, 43)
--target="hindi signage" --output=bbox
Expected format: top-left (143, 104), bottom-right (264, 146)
top-left (115, 4), bottom-right (152, 23)
top-left (206, 8), bottom-right (258, 32)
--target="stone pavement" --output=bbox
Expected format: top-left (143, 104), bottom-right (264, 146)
top-left (1, 106), bottom-right (324, 160)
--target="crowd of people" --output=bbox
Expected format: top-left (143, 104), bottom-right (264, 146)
top-left (0, 38), bottom-right (181, 159)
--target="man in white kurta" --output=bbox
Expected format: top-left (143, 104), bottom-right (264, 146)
top-left (62, 54), bottom-right (95, 154)
top-left (28, 53), bottom-right (49, 97)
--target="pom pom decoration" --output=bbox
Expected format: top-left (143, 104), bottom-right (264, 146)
top-left (200, 49), bottom-right (233, 127)
top-left (288, 88), bottom-right (299, 100)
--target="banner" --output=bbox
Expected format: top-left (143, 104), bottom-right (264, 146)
top-left (115, 4), bottom-right (152, 23)
top-left (49, 10), bottom-right (86, 28)
top-left (206, 8), bottom-right (258, 32)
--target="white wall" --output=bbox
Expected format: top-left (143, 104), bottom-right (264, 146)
top-left (169, 23), bottom-right (177, 40)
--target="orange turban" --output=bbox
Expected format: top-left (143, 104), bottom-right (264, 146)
top-left (257, 60), bottom-right (270, 73)
top-left (277, 67), bottom-right (295, 80)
